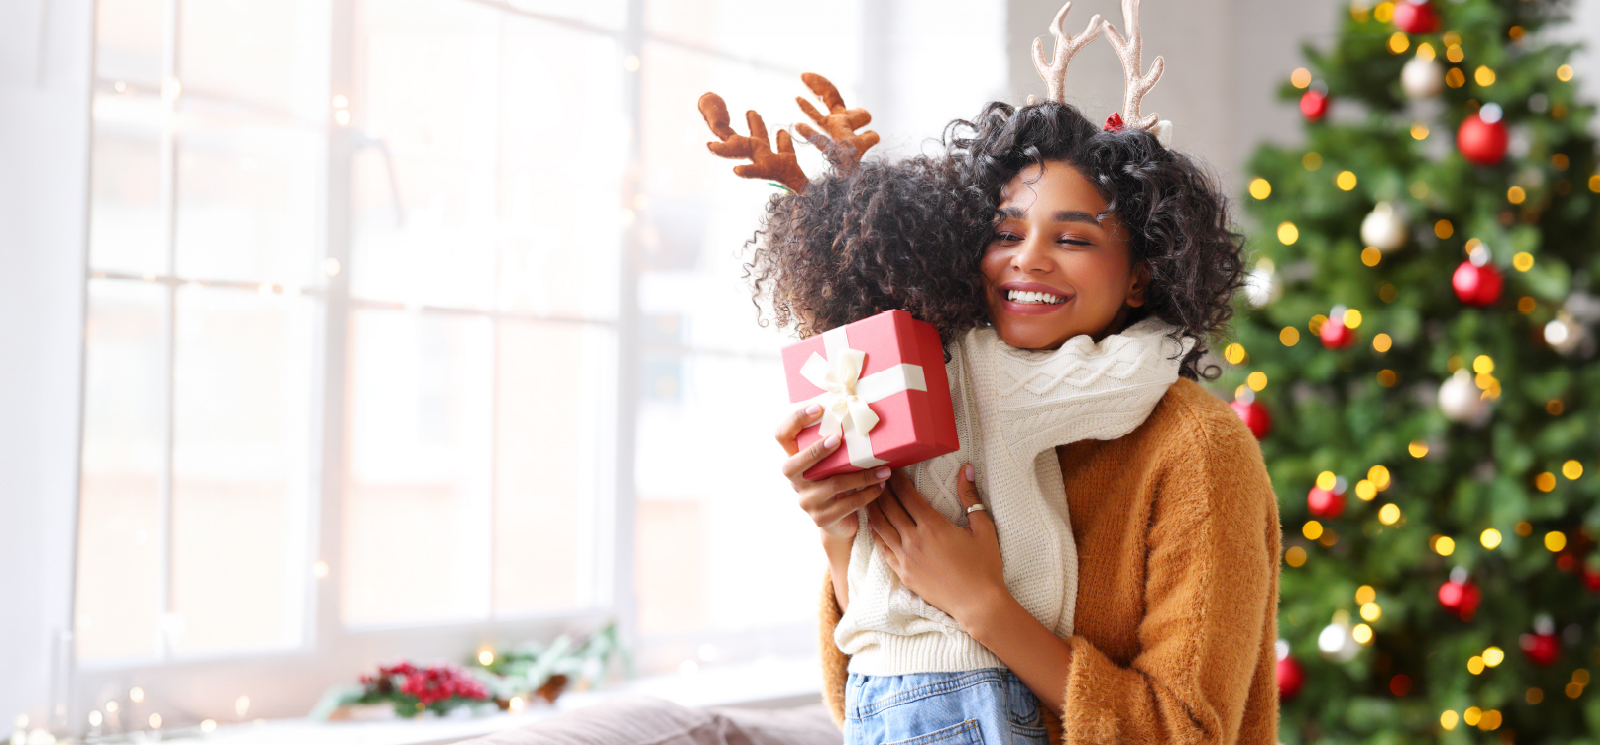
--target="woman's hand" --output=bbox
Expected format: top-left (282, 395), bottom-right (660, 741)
top-left (868, 466), bottom-right (1006, 627)
top-left (776, 404), bottom-right (892, 542)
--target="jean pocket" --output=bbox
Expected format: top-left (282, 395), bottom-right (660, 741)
top-left (884, 719), bottom-right (983, 745)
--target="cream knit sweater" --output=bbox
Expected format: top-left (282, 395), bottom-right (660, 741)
top-left (834, 317), bottom-right (1194, 675)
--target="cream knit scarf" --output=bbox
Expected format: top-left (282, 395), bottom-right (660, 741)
top-left (835, 317), bottom-right (1195, 675)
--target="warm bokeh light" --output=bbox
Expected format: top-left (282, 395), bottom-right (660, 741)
top-left (1303, 521), bottom-right (1324, 540)
top-left (1353, 623), bottom-right (1373, 643)
top-left (1410, 122), bottom-right (1429, 140)
top-left (1434, 535), bottom-right (1456, 556)
top-left (1388, 32), bottom-right (1410, 54)
top-left (1435, 219), bottom-right (1454, 239)
top-left (1536, 472), bottom-right (1557, 492)
top-left (1355, 585), bottom-right (1375, 604)
top-left (1441, 710), bottom-right (1459, 729)
top-left (1361, 247), bottom-right (1381, 266)
top-left (1290, 68), bottom-right (1313, 88)
top-left (1513, 251), bottom-right (1534, 271)
top-left (1546, 531), bottom-right (1568, 552)
top-left (1278, 222), bottom-right (1299, 245)
top-left (1345, 309), bottom-right (1362, 328)
top-left (1303, 152), bottom-right (1323, 170)
top-left (1475, 65), bottom-right (1496, 86)
top-left (1336, 171), bottom-right (1357, 190)
top-left (1225, 343), bottom-right (1247, 365)
top-left (1473, 355), bottom-right (1494, 374)
top-left (1564, 460), bottom-right (1583, 480)
top-left (1372, 333), bottom-right (1392, 352)
top-left (1280, 327), bottom-right (1300, 346)
top-left (1317, 471), bottom-right (1337, 491)
top-left (1355, 480), bottom-right (1376, 501)
top-left (1285, 546), bottom-right (1307, 567)
top-left (1463, 706), bottom-right (1482, 726)
top-left (1519, 296), bottom-right (1537, 313)
top-left (1360, 602), bottom-right (1381, 621)
top-left (1481, 528), bottom-right (1502, 549)
top-left (1468, 655), bottom-right (1485, 674)
top-left (1249, 178), bottom-right (1272, 199)
top-left (1557, 64), bottom-right (1573, 81)
top-left (1484, 647), bottom-right (1505, 667)
top-left (1378, 504), bottom-right (1400, 525)
top-left (1247, 372), bottom-right (1268, 391)
top-left (1409, 441), bottom-right (1428, 458)
top-left (1369, 465), bottom-right (1390, 490)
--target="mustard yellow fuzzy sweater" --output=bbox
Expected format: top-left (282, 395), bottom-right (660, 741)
top-left (817, 378), bottom-right (1281, 744)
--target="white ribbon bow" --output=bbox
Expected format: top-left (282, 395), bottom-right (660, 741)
top-left (798, 326), bottom-right (928, 469)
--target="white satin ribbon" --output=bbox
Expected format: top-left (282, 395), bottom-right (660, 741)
top-left (798, 326), bottom-right (927, 469)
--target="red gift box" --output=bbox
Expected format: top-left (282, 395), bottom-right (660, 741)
top-left (781, 310), bottom-right (959, 480)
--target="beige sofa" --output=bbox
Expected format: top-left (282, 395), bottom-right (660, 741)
top-left (456, 697), bottom-right (841, 745)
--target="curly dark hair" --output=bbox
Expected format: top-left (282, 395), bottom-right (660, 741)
top-left (745, 100), bottom-right (1247, 379)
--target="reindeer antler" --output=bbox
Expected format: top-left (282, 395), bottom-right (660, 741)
top-left (697, 92), bottom-right (811, 194)
top-left (1102, 0), bottom-right (1164, 130)
top-left (1029, 2), bottom-right (1102, 105)
top-left (793, 73), bottom-right (879, 172)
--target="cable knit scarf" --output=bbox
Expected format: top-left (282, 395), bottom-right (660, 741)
top-left (835, 317), bottom-right (1195, 675)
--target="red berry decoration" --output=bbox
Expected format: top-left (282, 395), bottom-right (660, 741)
top-left (1307, 477), bottom-right (1348, 520)
top-left (1522, 633), bottom-right (1561, 666)
top-left (1392, 0), bottom-right (1441, 34)
top-left (1277, 646), bottom-right (1305, 701)
top-left (1438, 570), bottom-right (1482, 620)
top-left (1458, 104), bottom-right (1509, 166)
top-left (1230, 388), bottom-right (1272, 439)
top-left (1300, 90), bottom-right (1330, 122)
top-left (1453, 246), bottom-right (1503, 307)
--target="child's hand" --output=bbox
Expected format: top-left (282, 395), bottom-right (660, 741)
top-left (867, 466), bottom-right (1006, 627)
top-left (776, 405), bottom-right (892, 542)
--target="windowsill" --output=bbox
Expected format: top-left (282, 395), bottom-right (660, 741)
top-left (159, 657), bottom-right (823, 745)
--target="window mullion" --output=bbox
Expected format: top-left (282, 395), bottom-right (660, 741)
top-left (155, 0), bottom-right (182, 663)
top-left (316, 0), bottom-right (357, 656)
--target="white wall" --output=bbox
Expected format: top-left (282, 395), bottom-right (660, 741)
top-left (0, 0), bottom-right (94, 730)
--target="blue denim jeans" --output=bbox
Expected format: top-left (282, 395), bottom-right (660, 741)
top-left (843, 668), bottom-right (1050, 745)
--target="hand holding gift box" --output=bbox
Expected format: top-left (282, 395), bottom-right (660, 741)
top-left (781, 310), bottom-right (958, 480)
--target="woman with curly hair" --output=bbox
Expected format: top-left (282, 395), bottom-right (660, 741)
top-left (734, 10), bottom-right (1279, 745)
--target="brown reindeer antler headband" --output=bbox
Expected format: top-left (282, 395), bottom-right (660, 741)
top-left (697, 73), bottom-right (877, 195)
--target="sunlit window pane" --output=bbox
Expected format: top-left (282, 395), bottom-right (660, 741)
top-left (645, 0), bottom-right (861, 80)
top-left (492, 321), bottom-right (611, 615)
top-left (343, 310), bottom-right (493, 626)
top-left (170, 285), bottom-right (313, 655)
top-left (174, 122), bottom-right (322, 286)
top-left (506, 0), bottom-right (625, 30)
top-left (89, 101), bottom-right (166, 276)
top-left (96, 0), bottom-right (165, 85)
top-left (349, 0), bottom-right (500, 309)
top-left (77, 280), bottom-right (167, 662)
top-left (180, 0), bottom-right (331, 116)
top-left (635, 352), bottom-right (814, 635)
top-left (496, 19), bottom-right (623, 320)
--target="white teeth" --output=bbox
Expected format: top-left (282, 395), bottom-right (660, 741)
top-left (1007, 290), bottom-right (1065, 305)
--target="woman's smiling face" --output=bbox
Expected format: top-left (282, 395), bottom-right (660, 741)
top-left (982, 160), bottom-right (1148, 350)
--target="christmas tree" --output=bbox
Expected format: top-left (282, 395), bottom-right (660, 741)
top-left (1226, 0), bottom-right (1600, 741)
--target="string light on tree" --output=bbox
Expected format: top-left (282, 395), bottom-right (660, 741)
top-left (1243, 259), bottom-right (1281, 308)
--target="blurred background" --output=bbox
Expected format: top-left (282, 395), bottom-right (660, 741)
top-left (2, 0), bottom-right (1597, 737)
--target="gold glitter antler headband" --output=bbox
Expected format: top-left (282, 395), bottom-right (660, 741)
top-left (1102, 0), bottom-right (1165, 132)
top-left (1028, 2), bottom-right (1102, 105)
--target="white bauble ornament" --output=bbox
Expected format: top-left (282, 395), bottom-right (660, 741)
top-left (1317, 621), bottom-right (1360, 662)
top-left (1243, 259), bottom-right (1282, 308)
top-left (1438, 369), bottom-right (1490, 426)
top-left (1401, 56), bottom-right (1444, 100)
top-left (1361, 202), bottom-right (1408, 252)
top-left (1545, 313), bottom-right (1585, 356)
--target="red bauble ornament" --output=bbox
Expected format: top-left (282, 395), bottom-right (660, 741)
top-left (1307, 485), bottom-right (1346, 520)
top-left (1231, 399), bottom-right (1272, 439)
top-left (1583, 566), bottom-right (1600, 592)
top-left (1521, 632), bottom-right (1560, 666)
top-left (1320, 317), bottom-right (1354, 349)
top-left (1300, 90), bottom-right (1330, 122)
top-left (1392, 0), bottom-right (1441, 34)
top-left (1438, 579), bottom-right (1481, 620)
top-left (1277, 653), bottom-right (1305, 701)
top-left (1458, 112), bottom-right (1508, 166)
top-left (1453, 261), bottom-right (1503, 307)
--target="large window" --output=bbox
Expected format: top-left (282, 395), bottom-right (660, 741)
top-left (77, 0), bottom-right (870, 724)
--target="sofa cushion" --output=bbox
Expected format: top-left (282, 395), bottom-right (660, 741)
top-left (459, 697), bottom-right (841, 745)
